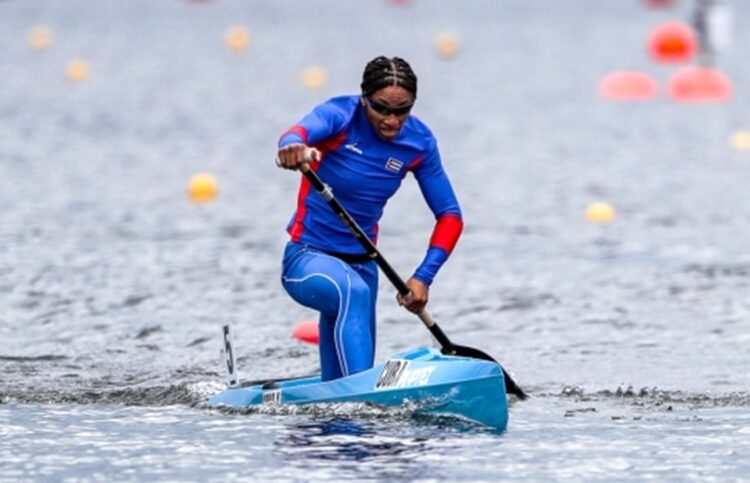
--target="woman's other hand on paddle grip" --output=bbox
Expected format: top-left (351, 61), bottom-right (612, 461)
top-left (397, 278), bottom-right (429, 314)
top-left (276, 143), bottom-right (320, 170)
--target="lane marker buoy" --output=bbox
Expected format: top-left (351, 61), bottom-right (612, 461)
top-left (585, 202), bottom-right (616, 223)
top-left (188, 173), bottom-right (219, 203)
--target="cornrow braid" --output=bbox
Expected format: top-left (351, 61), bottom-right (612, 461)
top-left (360, 56), bottom-right (418, 99)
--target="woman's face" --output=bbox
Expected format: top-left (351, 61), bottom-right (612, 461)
top-left (362, 85), bottom-right (415, 141)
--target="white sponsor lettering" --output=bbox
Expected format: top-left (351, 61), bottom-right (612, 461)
top-left (394, 366), bottom-right (436, 388)
top-left (263, 389), bottom-right (281, 404)
top-left (375, 360), bottom-right (436, 389)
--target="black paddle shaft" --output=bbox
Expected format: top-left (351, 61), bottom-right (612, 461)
top-left (297, 166), bottom-right (405, 290)
top-left (299, 163), bottom-right (528, 400)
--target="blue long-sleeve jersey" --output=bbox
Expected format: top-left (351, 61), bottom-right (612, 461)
top-left (278, 95), bottom-right (463, 286)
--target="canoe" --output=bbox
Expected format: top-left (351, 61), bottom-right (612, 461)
top-left (207, 346), bottom-right (509, 430)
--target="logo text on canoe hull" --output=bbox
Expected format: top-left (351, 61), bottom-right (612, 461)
top-left (375, 360), bottom-right (436, 389)
top-left (262, 389), bottom-right (281, 404)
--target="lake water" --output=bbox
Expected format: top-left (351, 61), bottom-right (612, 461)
top-left (1, 0), bottom-right (749, 480)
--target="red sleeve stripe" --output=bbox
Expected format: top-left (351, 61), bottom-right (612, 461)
top-left (429, 214), bottom-right (463, 254)
top-left (288, 161), bottom-right (322, 241)
top-left (406, 155), bottom-right (423, 171)
top-left (279, 125), bottom-right (309, 144)
top-left (287, 131), bottom-right (346, 242)
top-left (313, 131), bottom-right (348, 157)
top-left (288, 177), bottom-right (311, 241)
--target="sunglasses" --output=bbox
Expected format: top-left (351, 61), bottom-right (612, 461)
top-left (366, 97), bottom-right (414, 116)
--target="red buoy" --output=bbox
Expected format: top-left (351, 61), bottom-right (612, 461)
top-left (668, 66), bottom-right (732, 103)
top-left (648, 22), bottom-right (697, 64)
top-left (292, 320), bottom-right (320, 344)
top-left (599, 71), bottom-right (659, 100)
top-left (642, 0), bottom-right (676, 8)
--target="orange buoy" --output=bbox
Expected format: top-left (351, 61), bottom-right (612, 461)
top-left (647, 22), bottom-right (697, 64)
top-left (731, 131), bottom-right (750, 151)
top-left (292, 320), bottom-right (319, 344)
top-left (27, 25), bottom-right (54, 51)
top-left (188, 172), bottom-right (219, 203)
top-left (65, 59), bottom-right (90, 83)
top-left (224, 26), bottom-right (251, 53)
top-left (667, 66), bottom-right (732, 103)
top-left (434, 32), bottom-right (461, 59)
top-left (599, 71), bottom-right (659, 100)
top-left (301, 66), bottom-right (328, 89)
top-left (585, 202), bottom-right (616, 224)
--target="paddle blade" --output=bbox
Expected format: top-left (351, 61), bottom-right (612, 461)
top-left (442, 343), bottom-right (528, 400)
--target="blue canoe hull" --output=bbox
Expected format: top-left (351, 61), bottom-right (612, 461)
top-left (207, 347), bottom-right (509, 430)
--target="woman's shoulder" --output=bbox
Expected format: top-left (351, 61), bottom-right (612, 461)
top-left (310, 94), bottom-right (360, 127)
top-left (399, 115), bottom-right (437, 150)
top-left (317, 94), bottom-right (360, 114)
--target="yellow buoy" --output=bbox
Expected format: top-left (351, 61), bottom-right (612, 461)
top-left (585, 202), bottom-right (616, 223)
top-left (730, 131), bottom-right (750, 151)
top-left (225, 26), bottom-right (251, 53)
top-left (434, 31), bottom-right (461, 59)
top-left (28, 25), bottom-right (54, 51)
top-left (302, 66), bottom-right (328, 89)
top-left (188, 173), bottom-right (219, 203)
top-left (65, 59), bottom-right (90, 83)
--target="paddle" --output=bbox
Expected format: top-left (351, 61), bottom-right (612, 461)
top-left (296, 161), bottom-right (528, 400)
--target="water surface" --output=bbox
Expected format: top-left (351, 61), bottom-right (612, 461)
top-left (1, 0), bottom-right (749, 480)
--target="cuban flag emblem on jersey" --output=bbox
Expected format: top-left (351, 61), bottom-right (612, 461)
top-left (385, 157), bottom-right (404, 173)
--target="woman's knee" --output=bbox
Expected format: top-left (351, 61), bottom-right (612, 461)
top-left (283, 274), bottom-right (342, 316)
top-left (348, 276), bottom-right (372, 304)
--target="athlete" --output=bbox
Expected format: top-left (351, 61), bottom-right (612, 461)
top-left (276, 56), bottom-right (463, 381)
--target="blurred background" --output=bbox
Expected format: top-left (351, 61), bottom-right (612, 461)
top-left (2, 0), bottom-right (750, 396)
top-left (1, 0), bottom-right (749, 479)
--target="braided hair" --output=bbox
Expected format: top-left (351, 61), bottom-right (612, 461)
top-left (360, 56), bottom-right (417, 99)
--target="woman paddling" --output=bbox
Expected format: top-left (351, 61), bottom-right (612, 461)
top-left (276, 56), bottom-right (463, 382)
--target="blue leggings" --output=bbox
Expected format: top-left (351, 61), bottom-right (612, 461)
top-left (282, 242), bottom-right (378, 381)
